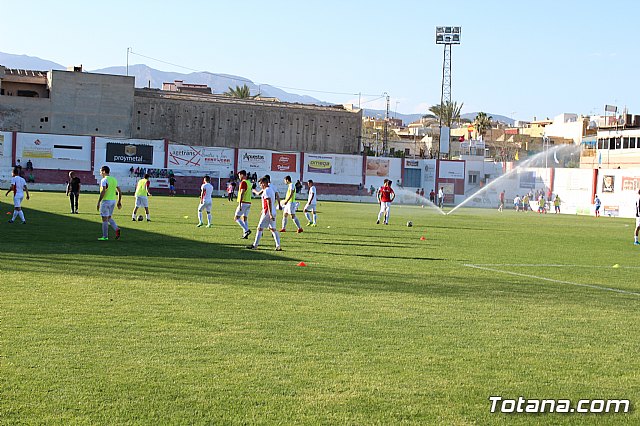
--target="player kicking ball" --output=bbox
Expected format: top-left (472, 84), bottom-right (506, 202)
top-left (280, 175), bottom-right (303, 233)
top-left (247, 177), bottom-right (281, 251)
top-left (377, 179), bottom-right (395, 225)
top-left (197, 175), bottom-right (214, 228)
top-left (5, 167), bottom-right (29, 224)
top-left (132, 173), bottom-right (152, 222)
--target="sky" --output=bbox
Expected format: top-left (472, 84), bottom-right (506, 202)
top-left (3, 0), bottom-right (640, 121)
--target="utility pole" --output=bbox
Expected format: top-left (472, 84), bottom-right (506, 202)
top-left (126, 47), bottom-right (131, 76)
top-left (383, 93), bottom-right (390, 156)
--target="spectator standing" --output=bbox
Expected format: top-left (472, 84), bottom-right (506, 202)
top-left (66, 171), bottom-right (81, 214)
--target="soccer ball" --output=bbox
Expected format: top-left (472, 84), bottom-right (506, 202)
top-left (406, 221), bottom-right (413, 227)
top-left (137, 215), bottom-right (144, 221)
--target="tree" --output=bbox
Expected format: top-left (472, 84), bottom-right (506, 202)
top-left (473, 112), bottom-right (493, 139)
top-left (224, 84), bottom-right (253, 99)
top-left (428, 101), bottom-right (463, 127)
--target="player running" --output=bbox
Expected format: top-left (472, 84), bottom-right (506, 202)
top-left (303, 180), bottom-right (317, 227)
top-left (96, 166), bottom-right (122, 240)
top-left (280, 175), bottom-right (303, 233)
top-left (247, 176), bottom-right (282, 251)
top-left (132, 173), bottom-right (152, 222)
top-left (5, 167), bottom-right (29, 224)
top-left (197, 175), bottom-right (213, 228)
top-left (234, 170), bottom-right (252, 239)
top-left (377, 179), bottom-right (395, 225)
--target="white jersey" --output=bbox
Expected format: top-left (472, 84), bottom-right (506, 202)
top-left (262, 185), bottom-right (277, 214)
top-left (11, 176), bottom-right (27, 197)
top-left (200, 183), bottom-right (213, 204)
top-left (307, 186), bottom-right (317, 204)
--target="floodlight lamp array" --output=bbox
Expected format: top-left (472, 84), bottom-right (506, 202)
top-left (435, 26), bottom-right (461, 44)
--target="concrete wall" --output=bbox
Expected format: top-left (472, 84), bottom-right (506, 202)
top-left (132, 90), bottom-right (362, 154)
top-left (0, 96), bottom-right (52, 132)
top-left (49, 70), bottom-right (134, 137)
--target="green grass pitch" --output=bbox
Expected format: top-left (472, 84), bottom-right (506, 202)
top-left (1, 192), bottom-right (638, 424)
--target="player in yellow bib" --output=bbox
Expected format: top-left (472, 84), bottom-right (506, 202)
top-left (280, 175), bottom-right (303, 233)
top-left (234, 170), bottom-right (253, 239)
top-left (132, 173), bottom-right (152, 222)
top-left (96, 165), bottom-right (122, 240)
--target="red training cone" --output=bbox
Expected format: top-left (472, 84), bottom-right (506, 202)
top-left (420, 236), bottom-right (426, 241)
top-left (297, 261), bottom-right (307, 267)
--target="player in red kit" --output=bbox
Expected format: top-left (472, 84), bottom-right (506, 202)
top-left (376, 179), bottom-right (395, 225)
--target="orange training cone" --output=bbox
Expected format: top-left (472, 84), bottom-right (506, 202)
top-left (297, 261), bottom-right (307, 267)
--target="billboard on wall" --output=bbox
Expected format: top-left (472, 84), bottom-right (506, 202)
top-left (622, 176), bottom-right (640, 191)
top-left (438, 160), bottom-right (464, 179)
top-left (602, 175), bottom-right (615, 193)
top-left (0, 134), bottom-right (4, 157)
top-left (307, 155), bottom-right (332, 174)
top-left (239, 151), bottom-right (270, 170)
top-left (366, 158), bottom-right (390, 176)
top-left (17, 133), bottom-right (91, 165)
top-left (405, 159), bottom-right (419, 168)
top-left (271, 153), bottom-right (297, 172)
top-left (106, 143), bottom-right (154, 164)
top-left (168, 144), bottom-right (233, 169)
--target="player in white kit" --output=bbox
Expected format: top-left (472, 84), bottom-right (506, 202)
top-left (5, 168), bottom-right (29, 224)
top-left (303, 180), bottom-right (317, 227)
top-left (247, 177), bottom-right (282, 251)
top-left (197, 175), bottom-right (214, 228)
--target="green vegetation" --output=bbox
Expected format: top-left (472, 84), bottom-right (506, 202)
top-left (224, 83), bottom-right (253, 99)
top-left (428, 100), bottom-right (464, 127)
top-left (1, 193), bottom-right (638, 424)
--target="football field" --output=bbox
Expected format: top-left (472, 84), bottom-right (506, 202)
top-left (1, 192), bottom-right (638, 424)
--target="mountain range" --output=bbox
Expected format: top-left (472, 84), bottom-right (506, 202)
top-left (0, 51), bottom-right (514, 126)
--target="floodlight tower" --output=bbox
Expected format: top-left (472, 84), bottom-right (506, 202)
top-left (435, 26), bottom-right (461, 158)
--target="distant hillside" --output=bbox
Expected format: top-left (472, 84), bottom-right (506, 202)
top-left (93, 65), bottom-right (328, 105)
top-left (0, 52), bottom-right (64, 71)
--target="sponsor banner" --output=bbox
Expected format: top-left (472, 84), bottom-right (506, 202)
top-left (271, 153), bottom-right (297, 172)
top-left (519, 171), bottom-right (537, 189)
top-left (0, 133), bottom-right (4, 157)
top-left (603, 205), bottom-right (619, 217)
top-left (307, 155), bottom-right (333, 174)
top-left (438, 160), bottom-right (465, 179)
top-left (366, 158), bottom-right (390, 176)
top-left (405, 159), bottom-right (419, 168)
top-left (149, 178), bottom-right (170, 189)
top-left (240, 151), bottom-right (270, 170)
top-left (622, 176), bottom-right (640, 191)
top-left (168, 144), bottom-right (234, 169)
top-left (602, 175), bottom-right (615, 193)
top-left (17, 133), bottom-right (91, 164)
top-left (106, 143), bottom-right (153, 164)
top-left (21, 137), bottom-right (53, 158)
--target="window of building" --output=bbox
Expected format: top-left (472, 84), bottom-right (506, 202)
top-left (631, 137), bottom-right (637, 149)
top-left (404, 148), bottom-right (410, 156)
top-left (468, 173), bottom-right (478, 184)
top-left (623, 137), bottom-right (630, 149)
top-left (615, 138), bottom-right (621, 149)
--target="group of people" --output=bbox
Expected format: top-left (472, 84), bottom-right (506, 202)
top-left (196, 170), bottom-right (318, 251)
top-left (7, 165), bottom-right (640, 247)
top-left (500, 190), bottom-right (562, 214)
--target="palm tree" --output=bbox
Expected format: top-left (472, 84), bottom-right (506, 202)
top-left (224, 84), bottom-right (253, 99)
top-left (428, 101), bottom-right (463, 127)
top-left (473, 112), bottom-right (493, 139)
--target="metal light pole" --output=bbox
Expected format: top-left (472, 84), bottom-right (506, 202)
top-left (126, 47), bottom-right (131, 76)
top-left (435, 26), bottom-right (461, 159)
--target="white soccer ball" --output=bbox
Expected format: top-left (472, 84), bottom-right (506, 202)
top-left (406, 221), bottom-right (413, 227)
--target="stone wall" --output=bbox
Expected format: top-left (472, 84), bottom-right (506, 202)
top-left (132, 90), bottom-right (361, 154)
